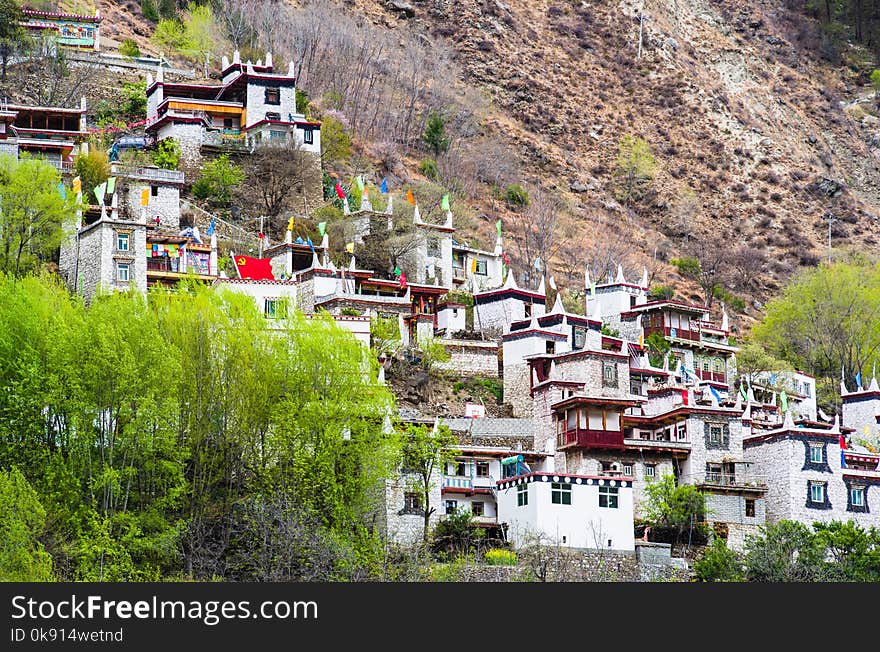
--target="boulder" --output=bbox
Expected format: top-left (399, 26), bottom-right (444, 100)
top-left (387, 1), bottom-right (415, 17)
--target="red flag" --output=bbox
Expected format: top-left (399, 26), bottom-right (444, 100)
top-left (335, 182), bottom-right (346, 199)
top-left (399, 271), bottom-right (407, 288)
top-left (235, 255), bottom-right (275, 280)
top-left (839, 434), bottom-right (848, 450)
top-left (681, 389), bottom-right (688, 406)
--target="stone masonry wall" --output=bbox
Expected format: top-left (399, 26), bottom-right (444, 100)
top-left (504, 362), bottom-right (533, 418)
top-left (436, 340), bottom-right (499, 377)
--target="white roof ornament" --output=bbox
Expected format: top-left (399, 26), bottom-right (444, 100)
top-left (537, 275), bottom-right (546, 296)
top-left (349, 256), bottom-right (356, 271)
top-left (382, 412), bottom-right (393, 433)
top-left (782, 409), bottom-right (795, 430)
top-left (721, 303), bottom-right (729, 332)
top-left (641, 267), bottom-right (649, 289)
top-left (616, 264), bottom-right (625, 284)
top-left (265, 52), bottom-right (272, 68)
top-left (584, 266), bottom-right (591, 289)
top-left (343, 197), bottom-right (350, 215)
top-left (445, 211), bottom-right (453, 229)
top-left (311, 251), bottom-right (321, 269)
top-left (378, 365), bottom-right (386, 385)
top-left (503, 267), bottom-right (518, 290)
top-left (831, 413), bottom-right (841, 434)
top-left (288, 60), bottom-right (295, 76)
top-left (551, 292), bottom-right (565, 315)
top-left (385, 193), bottom-right (394, 215)
top-left (746, 385), bottom-right (755, 405)
top-left (320, 234), bottom-right (329, 251)
top-left (413, 204), bottom-right (422, 224)
top-left (742, 401), bottom-right (752, 422)
top-left (870, 367), bottom-right (879, 391)
top-left (591, 298), bottom-right (602, 321)
top-left (360, 190), bottom-right (372, 213)
top-left (233, 50), bottom-right (241, 64)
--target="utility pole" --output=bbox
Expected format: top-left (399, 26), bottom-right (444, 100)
top-left (822, 211), bottom-right (838, 264)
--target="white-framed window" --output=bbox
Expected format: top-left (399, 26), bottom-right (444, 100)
top-left (444, 499), bottom-right (457, 514)
top-left (303, 128), bottom-right (314, 145)
top-left (551, 482), bottom-right (572, 505)
top-left (602, 361), bottom-right (618, 387)
top-left (116, 232), bottom-right (130, 251)
top-left (851, 486), bottom-right (865, 507)
top-left (809, 482), bottom-right (825, 504)
top-left (474, 259), bottom-right (488, 276)
top-left (709, 425), bottom-right (723, 444)
top-left (517, 483), bottom-right (528, 507)
top-left (645, 465), bottom-right (656, 480)
top-left (264, 297), bottom-right (287, 319)
top-left (804, 382), bottom-right (812, 397)
top-left (475, 461), bottom-right (490, 477)
top-left (598, 485), bottom-right (619, 509)
top-left (809, 444), bottom-right (823, 464)
top-left (115, 261), bottom-right (130, 282)
top-left (623, 464), bottom-right (633, 477)
top-left (677, 424), bottom-right (687, 440)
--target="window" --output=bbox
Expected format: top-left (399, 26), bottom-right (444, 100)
top-left (645, 465), bottom-right (655, 480)
top-left (600, 461), bottom-right (620, 476)
top-left (475, 461), bottom-right (490, 477)
top-left (851, 486), bottom-right (865, 507)
top-left (264, 298), bottom-right (286, 319)
top-left (706, 463), bottom-right (722, 483)
top-left (450, 461), bottom-right (467, 477)
top-left (602, 361), bottom-right (618, 387)
top-left (623, 464), bottom-right (633, 477)
top-left (303, 128), bottom-right (314, 145)
top-left (223, 117), bottom-right (233, 130)
top-left (116, 232), bottom-right (130, 252)
top-left (265, 111), bottom-right (281, 121)
top-left (472, 501), bottom-right (484, 516)
top-left (444, 499), bottom-right (457, 514)
top-left (546, 340), bottom-right (556, 354)
top-left (709, 426), bottom-right (723, 444)
top-left (573, 327), bottom-right (586, 350)
top-left (269, 129), bottom-right (286, 141)
top-left (404, 492), bottom-right (421, 511)
top-left (517, 483), bottom-right (528, 507)
top-left (804, 383), bottom-right (811, 397)
top-left (151, 185), bottom-right (158, 197)
top-left (677, 424), bottom-right (687, 441)
top-left (551, 482), bottom-right (572, 505)
top-left (115, 262), bottom-right (130, 283)
top-left (809, 482), bottom-right (825, 504)
top-left (598, 485), bottom-right (619, 509)
top-left (809, 444), bottom-right (823, 464)
top-left (474, 259), bottom-right (488, 275)
top-left (524, 303), bottom-right (532, 318)
top-left (264, 87), bottom-right (281, 104)
top-left (745, 499), bottom-right (756, 518)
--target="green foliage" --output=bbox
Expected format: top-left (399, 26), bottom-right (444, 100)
top-left (504, 183), bottom-right (530, 209)
top-left (693, 538), bottom-right (743, 582)
top-left (319, 113), bottom-right (352, 164)
top-left (484, 548), bottom-right (517, 566)
top-left (0, 275), bottom-right (398, 580)
top-left (644, 331), bottom-right (670, 368)
top-left (401, 423), bottom-right (459, 542)
top-left (600, 323), bottom-right (620, 337)
top-left (442, 289), bottom-right (474, 307)
top-left (451, 376), bottom-right (503, 403)
top-left (0, 0), bottom-right (26, 81)
top-left (871, 69), bottom-right (880, 93)
top-left (0, 155), bottom-right (76, 277)
top-left (152, 138), bottom-right (181, 170)
top-left (714, 287), bottom-right (746, 313)
top-left (73, 148), bottom-right (110, 204)
top-left (420, 158), bottom-right (439, 180)
top-left (191, 154), bottom-right (245, 207)
top-left (417, 336), bottom-right (451, 371)
top-left (371, 314), bottom-right (401, 356)
top-left (431, 509), bottom-right (485, 556)
top-left (0, 468), bottom-right (54, 581)
top-left (744, 520), bottom-right (827, 582)
top-left (153, 18), bottom-right (188, 51)
top-left (642, 475), bottom-right (705, 545)
top-left (751, 261), bottom-right (880, 397)
top-left (120, 38), bottom-right (141, 58)
top-left (613, 134), bottom-right (655, 205)
top-left (734, 340), bottom-right (792, 388)
top-left (140, 0), bottom-right (159, 22)
top-left (670, 255), bottom-right (701, 278)
top-left (93, 81), bottom-right (148, 126)
top-left (152, 3), bottom-right (221, 63)
top-left (295, 89), bottom-right (309, 116)
top-left (423, 111), bottom-right (450, 155)
top-left (648, 284), bottom-right (675, 301)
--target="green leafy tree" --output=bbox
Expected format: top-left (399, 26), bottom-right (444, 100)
top-left (0, 468), bottom-right (54, 581)
top-left (744, 520), bottom-right (828, 582)
top-left (423, 112), bottom-right (450, 156)
top-left (645, 331), bottom-right (670, 368)
top-left (504, 183), bottom-right (530, 209)
top-left (119, 38), bottom-right (140, 58)
top-left (192, 154), bottom-right (245, 207)
top-left (0, 0), bottom-right (26, 82)
top-left (73, 148), bottom-right (111, 204)
top-left (401, 423), bottom-right (459, 542)
top-left (642, 474), bottom-right (705, 545)
top-left (734, 340), bottom-right (793, 389)
top-left (319, 113), bottom-right (352, 164)
top-left (0, 155), bottom-right (76, 277)
top-left (693, 537), bottom-right (744, 582)
top-left (613, 134), bottom-right (655, 206)
top-left (152, 137), bottom-right (181, 170)
top-left (813, 520), bottom-right (880, 581)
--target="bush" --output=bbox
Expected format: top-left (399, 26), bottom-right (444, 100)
top-left (191, 154), bottom-right (245, 207)
top-left (152, 138), bottom-right (180, 170)
top-left (484, 549), bottom-right (517, 566)
top-left (504, 183), bottom-right (530, 208)
top-left (420, 158), bottom-right (439, 180)
top-left (119, 39), bottom-right (140, 58)
top-left (423, 111), bottom-right (450, 155)
top-left (693, 538), bottom-right (743, 581)
top-left (648, 285), bottom-right (675, 300)
top-left (74, 149), bottom-right (111, 204)
top-left (140, 0), bottom-right (159, 22)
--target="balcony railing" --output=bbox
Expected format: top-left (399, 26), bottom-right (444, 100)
top-left (45, 159), bottom-right (74, 172)
top-left (442, 476), bottom-right (473, 490)
top-left (623, 438), bottom-right (691, 450)
top-left (696, 369), bottom-right (727, 384)
top-left (112, 165), bottom-right (184, 183)
top-left (643, 325), bottom-right (701, 342)
top-left (698, 473), bottom-right (766, 489)
top-left (557, 428), bottom-right (625, 450)
top-left (452, 268), bottom-right (466, 281)
top-left (201, 130), bottom-right (253, 152)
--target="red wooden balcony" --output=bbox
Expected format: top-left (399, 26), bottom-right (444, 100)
top-left (557, 428), bottom-right (625, 450)
top-left (643, 325), bottom-right (700, 342)
top-left (696, 369), bottom-right (727, 383)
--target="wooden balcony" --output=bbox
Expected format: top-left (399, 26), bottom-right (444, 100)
top-left (643, 325), bottom-right (700, 342)
top-left (696, 369), bottom-right (727, 384)
top-left (557, 428), bottom-right (625, 450)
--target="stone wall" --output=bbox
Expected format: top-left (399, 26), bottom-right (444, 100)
top-left (436, 340), bottom-right (498, 377)
top-left (503, 362), bottom-right (533, 418)
top-left (383, 471), bottom-right (442, 546)
top-left (842, 391), bottom-right (880, 433)
top-left (122, 180), bottom-right (180, 229)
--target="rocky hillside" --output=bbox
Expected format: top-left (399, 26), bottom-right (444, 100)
top-left (71, 1), bottom-right (880, 326)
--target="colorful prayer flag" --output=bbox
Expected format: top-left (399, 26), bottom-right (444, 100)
top-left (780, 389), bottom-right (788, 413)
top-left (380, 178), bottom-right (388, 193)
top-left (57, 182), bottom-right (66, 199)
top-left (406, 189), bottom-right (416, 205)
top-left (534, 257), bottom-right (542, 272)
top-left (105, 177), bottom-right (116, 195)
top-left (709, 385), bottom-right (722, 404)
top-left (399, 271), bottom-right (407, 288)
top-left (307, 237), bottom-right (314, 251)
top-left (356, 176), bottom-right (364, 191)
top-left (94, 182), bottom-right (107, 205)
top-left (287, 216), bottom-right (295, 231)
top-left (234, 255), bottom-right (275, 280)
top-left (345, 242), bottom-right (355, 254)
top-left (363, 184), bottom-right (369, 198)
top-left (496, 219), bottom-right (502, 238)
top-left (441, 194), bottom-right (450, 211)
top-left (207, 218), bottom-right (216, 236)
top-left (855, 371), bottom-right (862, 389)
top-left (335, 182), bottom-right (346, 199)
top-left (393, 265), bottom-right (401, 277)
top-left (470, 258), bottom-right (477, 273)
top-left (318, 222), bottom-right (327, 237)
top-left (72, 176), bottom-right (82, 194)
top-left (140, 188), bottom-right (150, 206)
